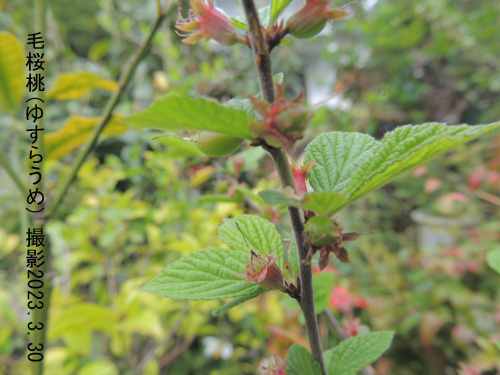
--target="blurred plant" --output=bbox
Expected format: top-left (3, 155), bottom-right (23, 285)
top-left (126, 1), bottom-right (499, 374)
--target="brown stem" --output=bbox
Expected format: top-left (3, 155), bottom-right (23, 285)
top-left (241, 1), bottom-right (326, 373)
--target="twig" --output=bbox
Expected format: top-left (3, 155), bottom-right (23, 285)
top-left (136, 303), bottom-right (189, 373)
top-left (241, 1), bottom-right (326, 373)
top-left (48, 7), bottom-right (168, 218)
top-left (0, 147), bottom-right (26, 196)
top-left (324, 309), bottom-right (347, 340)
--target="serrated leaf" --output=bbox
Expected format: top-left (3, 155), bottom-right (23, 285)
top-left (274, 72), bottom-right (284, 84)
top-left (271, 0), bottom-right (294, 24)
top-left (286, 344), bottom-right (322, 375)
top-left (324, 331), bottom-right (394, 375)
top-left (212, 289), bottom-right (266, 316)
top-left (141, 247), bottom-right (266, 300)
top-left (218, 215), bottom-right (286, 270)
top-left (0, 31), bottom-right (25, 113)
top-left (259, 190), bottom-right (348, 214)
top-left (313, 272), bottom-right (335, 313)
top-left (259, 5), bottom-right (271, 28)
top-left (128, 94), bottom-right (254, 139)
top-left (46, 71), bottom-right (118, 100)
top-left (45, 116), bottom-right (128, 159)
top-left (487, 249), bottom-right (500, 275)
top-left (305, 123), bottom-right (500, 213)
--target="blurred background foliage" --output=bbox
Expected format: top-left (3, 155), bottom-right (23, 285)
top-left (1, 0), bottom-right (499, 374)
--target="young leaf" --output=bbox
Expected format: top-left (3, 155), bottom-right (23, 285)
top-left (487, 249), bottom-right (500, 275)
top-left (0, 31), bottom-right (25, 113)
top-left (259, 5), bottom-right (272, 28)
top-left (286, 344), bottom-right (322, 375)
top-left (140, 247), bottom-right (266, 300)
top-left (324, 331), bottom-right (395, 375)
top-left (46, 71), bottom-right (118, 100)
top-left (271, 0), bottom-right (294, 24)
top-left (127, 93), bottom-right (254, 139)
top-left (231, 17), bottom-right (248, 30)
top-left (212, 289), bottom-right (266, 316)
top-left (305, 123), bottom-right (500, 213)
top-left (218, 215), bottom-right (286, 269)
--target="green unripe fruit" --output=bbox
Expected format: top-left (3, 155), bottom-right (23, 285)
top-left (305, 216), bottom-right (339, 248)
top-left (196, 132), bottom-right (242, 157)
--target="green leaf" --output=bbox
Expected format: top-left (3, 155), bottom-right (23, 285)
top-left (287, 241), bottom-right (300, 277)
top-left (218, 215), bottom-right (286, 269)
top-left (259, 190), bottom-right (348, 215)
top-left (0, 31), bottom-right (25, 113)
top-left (305, 123), bottom-right (500, 213)
top-left (46, 71), bottom-right (118, 100)
top-left (487, 249), bottom-right (500, 275)
top-left (140, 247), bottom-right (266, 300)
top-left (231, 17), bottom-right (248, 30)
top-left (286, 344), bottom-right (322, 375)
top-left (274, 72), bottom-right (284, 84)
top-left (259, 5), bottom-right (272, 28)
top-left (271, 0), bottom-right (294, 24)
top-left (313, 272), bottom-right (335, 313)
top-left (128, 93), bottom-right (254, 139)
top-left (45, 116), bottom-right (129, 160)
top-left (153, 136), bottom-right (204, 158)
top-left (212, 289), bottom-right (266, 316)
top-left (324, 331), bottom-right (395, 375)
top-left (226, 98), bottom-right (254, 115)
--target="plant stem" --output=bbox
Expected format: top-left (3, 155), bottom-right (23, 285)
top-left (48, 9), bottom-right (167, 219)
top-left (241, 1), bottom-right (326, 373)
top-left (0, 147), bottom-right (26, 196)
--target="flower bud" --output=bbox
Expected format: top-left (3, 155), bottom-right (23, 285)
top-left (237, 250), bottom-right (284, 291)
top-left (286, 0), bottom-right (350, 39)
top-left (291, 162), bottom-right (316, 197)
top-left (176, 0), bottom-right (245, 45)
top-left (249, 84), bottom-right (312, 151)
top-left (305, 215), bottom-right (340, 248)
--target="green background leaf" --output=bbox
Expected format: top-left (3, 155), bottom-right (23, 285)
top-left (218, 215), bottom-right (286, 269)
top-left (271, 0), bottom-right (294, 24)
top-left (286, 344), bottom-right (322, 375)
top-left (0, 31), bottom-right (25, 113)
top-left (325, 331), bottom-right (395, 375)
top-left (305, 123), bottom-right (500, 213)
top-left (46, 71), bottom-right (118, 100)
top-left (141, 247), bottom-right (266, 300)
top-left (313, 272), bottom-right (335, 313)
top-left (45, 116), bottom-right (128, 160)
top-left (127, 94), bottom-right (254, 139)
top-left (487, 249), bottom-right (500, 275)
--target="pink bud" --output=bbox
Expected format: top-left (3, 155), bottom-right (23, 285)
top-left (176, 0), bottom-right (244, 45)
top-left (249, 85), bottom-right (312, 151)
top-left (237, 250), bottom-right (284, 291)
top-left (291, 162), bottom-right (315, 197)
